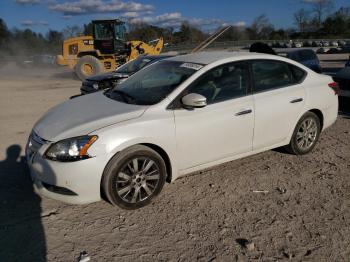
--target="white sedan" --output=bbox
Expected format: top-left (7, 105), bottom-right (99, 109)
top-left (26, 51), bottom-right (338, 209)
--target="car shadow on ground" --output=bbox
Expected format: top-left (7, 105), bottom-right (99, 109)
top-left (0, 145), bottom-right (46, 261)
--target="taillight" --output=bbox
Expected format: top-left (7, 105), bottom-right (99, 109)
top-left (328, 82), bottom-right (339, 95)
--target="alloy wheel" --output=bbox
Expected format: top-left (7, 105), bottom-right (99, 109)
top-left (116, 157), bottom-right (160, 204)
top-left (296, 117), bottom-right (318, 151)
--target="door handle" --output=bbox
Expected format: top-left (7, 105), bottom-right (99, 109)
top-left (235, 109), bottom-right (252, 116)
top-left (290, 98), bottom-right (303, 103)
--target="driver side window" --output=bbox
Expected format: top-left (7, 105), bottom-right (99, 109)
top-left (186, 62), bottom-right (249, 104)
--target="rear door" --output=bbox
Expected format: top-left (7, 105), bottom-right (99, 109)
top-left (251, 60), bottom-right (307, 150)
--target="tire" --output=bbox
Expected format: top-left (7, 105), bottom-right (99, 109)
top-left (75, 55), bottom-right (103, 81)
top-left (285, 112), bottom-right (321, 155)
top-left (102, 145), bottom-right (167, 209)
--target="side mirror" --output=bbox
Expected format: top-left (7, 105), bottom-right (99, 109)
top-left (181, 93), bottom-right (207, 108)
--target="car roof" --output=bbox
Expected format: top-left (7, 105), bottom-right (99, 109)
top-left (142, 54), bottom-right (175, 60)
top-left (166, 51), bottom-right (281, 65)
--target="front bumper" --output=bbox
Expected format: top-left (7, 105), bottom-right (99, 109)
top-left (26, 136), bottom-right (109, 204)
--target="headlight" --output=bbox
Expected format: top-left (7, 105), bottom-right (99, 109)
top-left (45, 135), bottom-right (98, 162)
top-left (92, 83), bottom-right (99, 89)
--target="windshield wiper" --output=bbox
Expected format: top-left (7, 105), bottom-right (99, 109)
top-left (113, 73), bottom-right (130, 78)
top-left (111, 89), bottom-right (136, 104)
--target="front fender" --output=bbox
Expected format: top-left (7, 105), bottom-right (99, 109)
top-left (88, 112), bottom-right (180, 181)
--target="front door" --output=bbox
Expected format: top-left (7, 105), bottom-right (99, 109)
top-left (173, 61), bottom-right (254, 170)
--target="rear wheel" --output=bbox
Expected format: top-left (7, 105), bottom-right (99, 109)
top-left (102, 145), bottom-right (166, 209)
top-left (75, 55), bottom-right (103, 80)
top-left (285, 112), bottom-right (321, 155)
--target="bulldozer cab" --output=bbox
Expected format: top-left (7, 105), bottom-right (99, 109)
top-left (92, 19), bottom-right (127, 55)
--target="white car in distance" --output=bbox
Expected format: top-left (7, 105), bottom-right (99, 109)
top-left (26, 51), bottom-right (338, 209)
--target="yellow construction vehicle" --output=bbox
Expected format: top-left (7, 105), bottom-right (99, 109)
top-left (57, 19), bottom-right (163, 80)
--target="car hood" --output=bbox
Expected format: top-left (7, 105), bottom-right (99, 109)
top-left (86, 72), bottom-right (130, 82)
top-left (33, 92), bottom-right (147, 141)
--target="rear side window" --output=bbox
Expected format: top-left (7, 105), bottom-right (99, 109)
top-left (252, 60), bottom-right (294, 92)
top-left (290, 65), bottom-right (306, 82)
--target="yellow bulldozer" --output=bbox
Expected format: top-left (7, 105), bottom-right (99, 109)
top-left (57, 19), bottom-right (164, 80)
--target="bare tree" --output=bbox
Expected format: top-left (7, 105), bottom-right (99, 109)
top-left (304, 0), bottom-right (334, 28)
top-left (248, 14), bottom-right (274, 39)
top-left (294, 8), bottom-right (309, 32)
top-left (62, 25), bottom-right (84, 39)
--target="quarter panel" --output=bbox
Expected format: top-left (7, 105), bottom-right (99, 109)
top-left (302, 74), bottom-right (338, 130)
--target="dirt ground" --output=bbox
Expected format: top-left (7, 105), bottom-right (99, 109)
top-left (0, 64), bottom-right (350, 262)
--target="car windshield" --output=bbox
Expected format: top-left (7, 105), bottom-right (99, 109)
top-left (106, 60), bottom-right (198, 105)
top-left (116, 56), bottom-right (154, 75)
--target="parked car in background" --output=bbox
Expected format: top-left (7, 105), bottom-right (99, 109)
top-left (303, 40), bottom-right (313, 47)
top-left (312, 41), bottom-right (322, 47)
top-left (293, 42), bottom-right (303, 48)
top-left (316, 48), bottom-right (327, 54)
top-left (322, 41), bottom-right (330, 47)
top-left (338, 40), bottom-right (346, 47)
top-left (346, 56), bottom-right (350, 67)
top-left (80, 54), bottom-right (174, 94)
top-left (326, 48), bottom-right (342, 54)
top-left (333, 67), bottom-right (350, 98)
top-left (277, 49), bottom-right (322, 73)
top-left (330, 41), bottom-right (338, 47)
top-left (26, 51), bottom-right (338, 209)
top-left (284, 42), bottom-right (292, 48)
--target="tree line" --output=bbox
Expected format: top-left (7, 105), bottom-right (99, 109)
top-left (0, 19), bottom-right (63, 56)
top-left (0, 0), bottom-right (349, 56)
top-left (293, 0), bottom-right (350, 38)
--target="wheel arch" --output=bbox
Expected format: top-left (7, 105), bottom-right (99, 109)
top-left (100, 142), bottom-right (173, 199)
top-left (140, 143), bottom-right (172, 183)
top-left (287, 108), bottom-right (324, 146)
top-left (308, 108), bottom-right (324, 130)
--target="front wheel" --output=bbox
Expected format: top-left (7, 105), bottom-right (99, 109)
top-left (285, 112), bottom-right (321, 155)
top-left (102, 145), bottom-right (166, 209)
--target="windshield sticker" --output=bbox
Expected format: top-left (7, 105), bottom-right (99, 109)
top-left (180, 63), bottom-right (203, 70)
